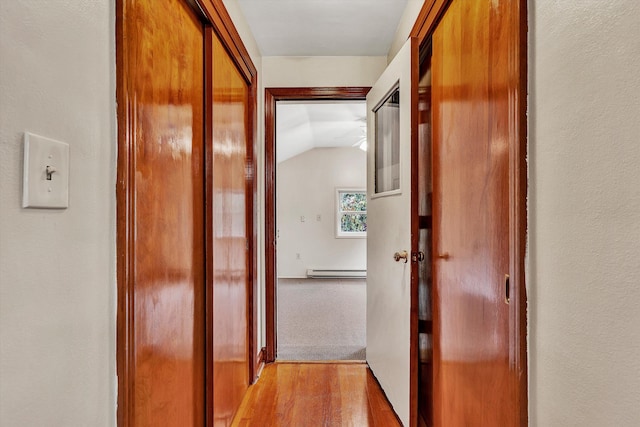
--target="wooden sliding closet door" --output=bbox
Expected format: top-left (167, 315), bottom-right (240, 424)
top-left (207, 30), bottom-right (252, 427)
top-left (119, 1), bottom-right (257, 426)
top-left (117, 0), bottom-right (205, 425)
top-left (431, 0), bottom-right (526, 425)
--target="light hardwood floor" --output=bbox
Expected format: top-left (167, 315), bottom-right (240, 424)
top-left (231, 362), bottom-right (402, 426)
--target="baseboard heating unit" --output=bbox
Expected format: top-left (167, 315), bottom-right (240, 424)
top-left (306, 269), bottom-right (366, 279)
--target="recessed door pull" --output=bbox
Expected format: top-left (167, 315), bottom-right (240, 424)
top-left (393, 250), bottom-right (409, 263)
top-left (505, 274), bottom-right (510, 304)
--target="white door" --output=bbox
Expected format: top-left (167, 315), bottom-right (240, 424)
top-left (366, 38), bottom-right (415, 426)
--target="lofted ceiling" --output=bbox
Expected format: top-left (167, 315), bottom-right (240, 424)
top-left (235, 0), bottom-right (409, 162)
top-left (236, 0), bottom-right (409, 56)
top-left (276, 102), bottom-right (367, 163)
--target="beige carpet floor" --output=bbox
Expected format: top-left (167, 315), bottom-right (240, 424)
top-left (277, 278), bottom-right (366, 361)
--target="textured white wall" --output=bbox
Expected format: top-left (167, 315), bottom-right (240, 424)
top-left (277, 148), bottom-right (367, 278)
top-left (0, 0), bottom-right (116, 426)
top-left (4, 0), bottom-right (638, 424)
top-left (387, 0), bottom-right (424, 63)
top-left (263, 56), bottom-right (387, 88)
top-left (529, 1), bottom-right (640, 425)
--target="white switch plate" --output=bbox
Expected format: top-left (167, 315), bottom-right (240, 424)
top-left (22, 132), bottom-right (69, 209)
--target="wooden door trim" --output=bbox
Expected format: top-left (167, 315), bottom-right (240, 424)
top-left (116, 0), bottom-right (258, 425)
top-left (409, 0), bottom-right (453, 44)
top-left (196, 0), bottom-right (257, 81)
top-left (408, 36), bottom-right (420, 427)
top-left (511, 2), bottom-right (529, 424)
top-left (410, 0), bottom-right (529, 425)
top-left (264, 87), bottom-right (371, 363)
top-left (203, 28), bottom-right (214, 426)
top-left (115, 3), bottom-right (132, 425)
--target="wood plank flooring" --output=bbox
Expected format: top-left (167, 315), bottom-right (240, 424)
top-left (231, 362), bottom-right (402, 426)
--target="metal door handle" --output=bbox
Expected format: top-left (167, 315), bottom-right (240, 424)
top-left (437, 252), bottom-right (450, 260)
top-left (412, 251), bottom-right (425, 262)
top-left (393, 250), bottom-right (409, 263)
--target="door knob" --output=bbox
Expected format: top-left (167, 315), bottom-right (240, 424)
top-left (411, 251), bottom-right (425, 262)
top-left (393, 250), bottom-right (409, 263)
top-left (437, 252), bottom-right (450, 260)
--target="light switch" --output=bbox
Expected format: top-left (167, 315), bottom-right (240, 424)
top-left (22, 132), bottom-right (69, 209)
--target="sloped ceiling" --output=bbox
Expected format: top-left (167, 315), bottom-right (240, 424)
top-left (276, 102), bottom-right (366, 163)
top-left (236, 0), bottom-right (409, 56)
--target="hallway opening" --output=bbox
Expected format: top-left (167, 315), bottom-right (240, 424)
top-left (264, 87), bottom-right (371, 363)
top-left (274, 100), bottom-right (368, 361)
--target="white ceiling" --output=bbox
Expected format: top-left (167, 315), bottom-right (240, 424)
top-left (276, 102), bottom-right (367, 163)
top-left (236, 0), bottom-right (408, 56)
top-left (235, 0), bottom-right (408, 163)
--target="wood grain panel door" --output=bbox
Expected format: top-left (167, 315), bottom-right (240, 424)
top-left (206, 29), bottom-right (251, 427)
top-left (431, 0), bottom-right (526, 425)
top-left (117, 0), bottom-right (205, 425)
